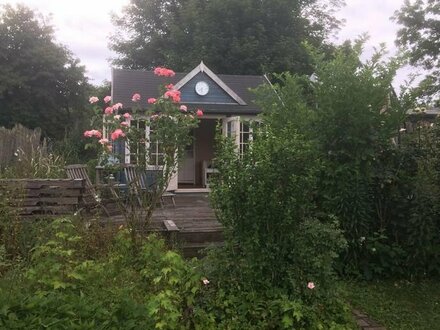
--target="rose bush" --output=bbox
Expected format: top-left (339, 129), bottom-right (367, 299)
top-left (83, 67), bottom-right (201, 233)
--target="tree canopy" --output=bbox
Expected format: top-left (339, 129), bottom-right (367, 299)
top-left (394, 0), bottom-right (440, 103)
top-left (110, 0), bottom-right (344, 75)
top-left (0, 4), bottom-right (90, 139)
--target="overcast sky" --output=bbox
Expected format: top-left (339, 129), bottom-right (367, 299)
top-left (2, 0), bottom-right (416, 88)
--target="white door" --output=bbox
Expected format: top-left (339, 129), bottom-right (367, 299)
top-left (222, 116), bottom-right (256, 155)
top-left (222, 116), bottom-right (240, 150)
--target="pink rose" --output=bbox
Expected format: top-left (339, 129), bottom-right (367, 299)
top-left (104, 107), bottom-right (113, 115)
top-left (84, 130), bottom-right (102, 138)
top-left (112, 103), bottom-right (123, 111)
top-left (111, 129), bottom-right (125, 141)
top-left (120, 121), bottom-right (129, 127)
top-left (307, 282), bottom-right (315, 289)
top-left (147, 98), bottom-right (157, 104)
top-left (114, 114), bottom-right (121, 120)
top-left (164, 90), bottom-right (181, 103)
top-left (165, 83), bottom-right (174, 90)
top-left (153, 67), bottom-right (175, 77)
top-left (179, 105), bottom-right (187, 112)
top-left (103, 95), bottom-right (111, 103)
top-left (89, 96), bottom-right (99, 104)
top-left (196, 109), bottom-right (204, 117)
top-left (123, 112), bottom-right (132, 119)
top-left (131, 93), bottom-right (141, 102)
top-left (98, 138), bottom-right (109, 145)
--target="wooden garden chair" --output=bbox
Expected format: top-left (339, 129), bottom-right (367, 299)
top-left (123, 164), bottom-right (176, 208)
top-left (65, 164), bottom-right (112, 216)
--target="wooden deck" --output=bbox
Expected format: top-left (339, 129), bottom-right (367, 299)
top-left (106, 193), bottom-right (223, 257)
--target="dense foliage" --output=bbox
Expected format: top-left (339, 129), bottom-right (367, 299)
top-left (0, 214), bottom-right (354, 329)
top-left (255, 41), bottom-right (440, 279)
top-left (110, 0), bottom-right (344, 75)
top-left (394, 0), bottom-right (440, 103)
top-left (207, 128), bottom-right (352, 328)
top-left (0, 4), bottom-right (90, 139)
top-left (0, 218), bottom-right (212, 329)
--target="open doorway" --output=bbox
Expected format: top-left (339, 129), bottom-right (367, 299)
top-left (178, 119), bottom-right (217, 188)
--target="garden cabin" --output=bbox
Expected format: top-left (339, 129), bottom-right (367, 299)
top-left (111, 62), bottom-right (266, 191)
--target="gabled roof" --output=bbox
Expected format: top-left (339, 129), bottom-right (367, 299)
top-left (111, 63), bottom-right (265, 115)
top-left (174, 61), bottom-right (246, 105)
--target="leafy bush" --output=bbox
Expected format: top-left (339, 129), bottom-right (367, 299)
top-left (254, 40), bottom-right (440, 279)
top-left (208, 102), bottom-right (351, 327)
top-left (0, 218), bottom-right (214, 329)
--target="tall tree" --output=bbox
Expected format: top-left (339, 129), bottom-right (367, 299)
top-left (394, 0), bottom-right (440, 103)
top-left (110, 0), bottom-right (344, 75)
top-left (0, 4), bottom-right (90, 138)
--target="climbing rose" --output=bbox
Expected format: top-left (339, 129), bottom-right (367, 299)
top-left (196, 109), bottom-right (204, 117)
top-left (131, 93), bottom-right (141, 102)
top-left (83, 130), bottom-right (102, 138)
top-left (147, 98), bottom-right (157, 104)
top-left (111, 129), bottom-right (125, 141)
top-left (112, 103), bottom-right (123, 111)
top-left (123, 112), bottom-right (132, 119)
top-left (120, 121), bottom-right (129, 127)
top-left (104, 107), bottom-right (113, 115)
top-left (179, 105), bottom-right (187, 112)
top-left (114, 114), bottom-right (121, 120)
top-left (165, 83), bottom-right (174, 90)
top-left (307, 282), bottom-right (315, 289)
top-left (98, 138), bottom-right (109, 145)
top-left (153, 67), bottom-right (175, 77)
top-left (89, 96), bottom-right (99, 104)
top-left (103, 95), bottom-right (112, 103)
top-left (164, 90), bottom-right (181, 103)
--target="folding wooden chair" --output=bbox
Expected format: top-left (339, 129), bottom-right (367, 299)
top-left (65, 164), bottom-right (111, 216)
top-left (123, 164), bottom-right (175, 208)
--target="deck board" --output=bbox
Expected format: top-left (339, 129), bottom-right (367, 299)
top-left (106, 193), bottom-right (223, 256)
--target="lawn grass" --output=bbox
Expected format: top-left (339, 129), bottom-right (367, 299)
top-left (342, 279), bottom-right (440, 330)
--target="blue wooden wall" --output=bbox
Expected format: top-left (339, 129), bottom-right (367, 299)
top-left (180, 72), bottom-right (237, 104)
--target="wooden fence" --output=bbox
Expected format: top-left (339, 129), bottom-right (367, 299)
top-left (0, 125), bottom-right (44, 169)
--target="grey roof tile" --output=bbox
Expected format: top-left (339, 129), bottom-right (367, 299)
top-left (112, 68), bottom-right (266, 114)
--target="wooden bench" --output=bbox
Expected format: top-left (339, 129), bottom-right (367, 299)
top-left (0, 179), bottom-right (85, 218)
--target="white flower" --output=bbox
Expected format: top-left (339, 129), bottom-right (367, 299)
top-left (202, 278), bottom-right (210, 285)
top-left (399, 128), bottom-right (406, 132)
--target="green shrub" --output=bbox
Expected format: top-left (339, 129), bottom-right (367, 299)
top-left (208, 105), bottom-right (351, 327)
top-left (0, 218), bottom-right (213, 329)
top-left (255, 41), bottom-right (440, 279)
